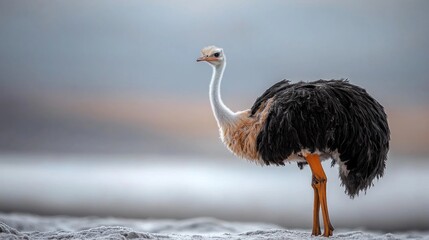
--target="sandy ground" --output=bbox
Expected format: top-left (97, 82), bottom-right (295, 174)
top-left (0, 213), bottom-right (428, 240)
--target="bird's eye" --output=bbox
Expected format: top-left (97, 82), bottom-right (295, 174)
top-left (214, 52), bottom-right (220, 57)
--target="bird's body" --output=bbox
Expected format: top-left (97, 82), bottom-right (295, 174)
top-left (197, 46), bottom-right (390, 237)
top-left (250, 79), bottom-right (389, 196)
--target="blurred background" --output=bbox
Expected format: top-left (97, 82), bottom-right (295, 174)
top-left (0, 0), bottom-right (428, 232)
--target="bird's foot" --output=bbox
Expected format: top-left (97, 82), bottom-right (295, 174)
top-left (311, 227), bottom-right (321, 236)
top-left (322, 225), bottom-right (334, 237)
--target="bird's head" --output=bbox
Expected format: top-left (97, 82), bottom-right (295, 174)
top-left (196, 46), bottom-right (224, 66)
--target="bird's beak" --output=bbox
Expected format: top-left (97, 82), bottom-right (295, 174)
top-left (196, 56), bottom-right (218, 62)
top-left (196, 56), bottom-right (205, 62)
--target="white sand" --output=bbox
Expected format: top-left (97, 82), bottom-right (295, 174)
top-left (1, 213), bottom-right (428, 240)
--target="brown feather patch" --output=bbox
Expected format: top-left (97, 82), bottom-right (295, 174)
top-left (220, 98), bottom-right (273, 165)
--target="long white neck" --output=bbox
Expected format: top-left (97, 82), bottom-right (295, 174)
top-left (209, 58), bottom-right (236, 127)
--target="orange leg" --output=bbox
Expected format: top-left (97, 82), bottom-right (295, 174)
top-left (311, 174), bottom-right (321, 236)
top-left (306, 154), bottom-right (334, 237)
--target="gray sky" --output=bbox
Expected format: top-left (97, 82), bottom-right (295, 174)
top-left (0, 0), bottom-right (428, 105)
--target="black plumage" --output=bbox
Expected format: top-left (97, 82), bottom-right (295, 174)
top-left (251, 79), bottom-right (390, 197)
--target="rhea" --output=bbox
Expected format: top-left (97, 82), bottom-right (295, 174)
top-left (196, 46), bottom-right (390, 237)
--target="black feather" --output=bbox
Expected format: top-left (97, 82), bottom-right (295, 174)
top-left (251, 79), bottom-right (390, 197)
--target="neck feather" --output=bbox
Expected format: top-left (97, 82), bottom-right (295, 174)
top-left (209, 60), bottom-right (236, 127)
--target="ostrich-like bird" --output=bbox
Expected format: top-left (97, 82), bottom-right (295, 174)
top-left (196, 46), bottom-right (390, 237)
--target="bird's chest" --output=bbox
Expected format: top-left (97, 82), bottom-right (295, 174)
top-left (220, 114), bottom-right (265, 164)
